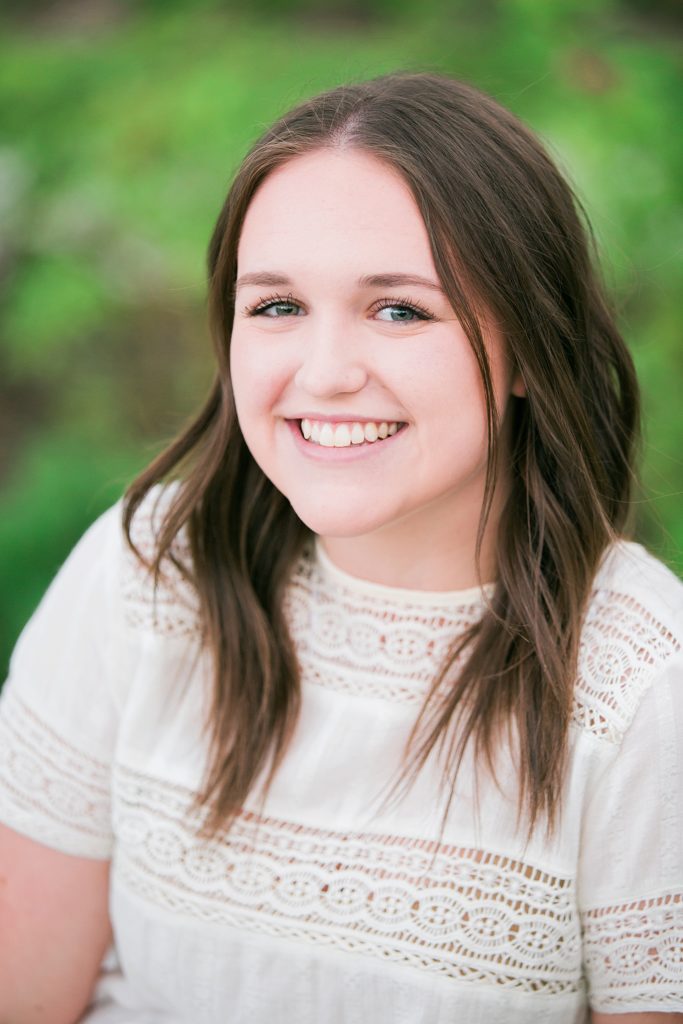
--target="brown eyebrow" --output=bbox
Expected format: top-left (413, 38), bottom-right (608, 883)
top-left (235, 272), bottom-right (292, 289)
top-left (357, 273), bottom-right (444, 292)
top-left (234, 271), bottom-right (444, 292)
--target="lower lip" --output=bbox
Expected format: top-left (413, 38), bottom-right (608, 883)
top-left (285, 420), bottom-right (407, 461)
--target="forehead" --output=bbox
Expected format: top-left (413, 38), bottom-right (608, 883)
top-left (237, 149), bottom-right (436, 278)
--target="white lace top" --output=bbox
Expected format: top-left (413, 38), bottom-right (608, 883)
top-left (1, 489), bottom-right (682, 1023)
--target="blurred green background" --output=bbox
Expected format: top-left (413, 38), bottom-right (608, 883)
top-left (1, 0), bottom-right (681, 674)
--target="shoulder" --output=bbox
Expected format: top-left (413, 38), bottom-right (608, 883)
top-left (126, 480), bottom-right (183, 554)
top-left (573, 540), bottom-right (683, 744)
top-left (122, 482), bottom-right (201, 638)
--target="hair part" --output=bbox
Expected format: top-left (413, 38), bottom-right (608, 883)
top-left (124, 71), bottom-right (639, 840)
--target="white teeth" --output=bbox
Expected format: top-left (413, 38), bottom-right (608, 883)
top-left (334, 424), bottom-right (351, 447)
top-left (319, 423), bottom-right (335, 447)
top-left (298, 419), bottom-right (402, 448)
top-left (350, 422), bottom-right (365, 445)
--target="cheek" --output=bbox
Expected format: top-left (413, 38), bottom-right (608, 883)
top-left (409, 336), bottom-right (487, 420)
top-left (429, 327), bottom-right (514, 429)
top-left (230, 333), bottom-right (289, 427)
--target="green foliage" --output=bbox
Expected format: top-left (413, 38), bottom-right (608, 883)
top-left (0, 0), bottom-right (681, 674)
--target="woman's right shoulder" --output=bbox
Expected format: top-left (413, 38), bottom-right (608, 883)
top-left (124, 480), bottom-right (181, 549)
top-left (120, 481), bottom-right (201, 639)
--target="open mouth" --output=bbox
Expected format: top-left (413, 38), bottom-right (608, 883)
top-left (299, 418), bottom-right (405, 448)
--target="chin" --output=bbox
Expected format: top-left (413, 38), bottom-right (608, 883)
top-left (286, 498), bottom-right (393, 540)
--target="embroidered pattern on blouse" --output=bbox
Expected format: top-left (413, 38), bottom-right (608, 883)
top-left (119, 507), bottom-right (682, 746)
top-left (0, 689), bottom-right (112, 854)
top-left (287, 558), bottom-right (682, 736)
top-left (283, 553), bottom-right (484, 705)
top-left (573, 590), bottom-right (681, 744)
top-left (582, 893), bottom-right (683, 1008)
top-left (113, 763), bottom-right (582, 995)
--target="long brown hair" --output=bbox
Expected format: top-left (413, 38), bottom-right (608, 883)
top-left (124, 72), bottom-right (639, 838)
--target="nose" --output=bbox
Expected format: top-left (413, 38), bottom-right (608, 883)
top-left (293, 320), bottom-right (368, 398)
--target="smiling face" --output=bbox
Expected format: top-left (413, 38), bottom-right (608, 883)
top-left (230, 149), bottom-right (520, 586)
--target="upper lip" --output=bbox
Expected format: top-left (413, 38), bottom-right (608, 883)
top-left (285, 413), bottom-right (405, 423)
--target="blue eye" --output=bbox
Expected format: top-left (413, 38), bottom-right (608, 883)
top-left (246, 293), bottom-right (435, 321)
top-left (375, 304), bottom-right (423, 322)
top-left (372, 296), bottom-right (435, 323)
top-left (251, 297), bottom-right (304, 317)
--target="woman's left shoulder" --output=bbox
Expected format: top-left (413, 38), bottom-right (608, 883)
top-left (573, 540), bottom-right (683, 745)
top-left (590, 539), bottom-right (683, 634)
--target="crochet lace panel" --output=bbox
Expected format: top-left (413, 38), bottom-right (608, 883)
top-left (121, 527), bottom-right (682, 744)
top-left (283, 548), bottom-right (484, 705)
top-left (287, 554), bottom-right (681, 739)
top-left (573, 589), bottom-right (681, 743)
top-left (113, 763), bottom-right (583, 996)
top-left (0, 689), bottom-right (112, 854)
top-left (582, 893), bottom-right (683, 1009)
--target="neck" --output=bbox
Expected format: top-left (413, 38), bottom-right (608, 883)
top-left (320, 486), bottom-right (502, 593)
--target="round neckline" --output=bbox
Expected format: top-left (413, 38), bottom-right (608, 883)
top-left (314, 538), bottom-right (495, 609)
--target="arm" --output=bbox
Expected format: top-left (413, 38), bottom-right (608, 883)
top-left (0, 505), bottom-right (131, 1023)
top-left (0, 824), bottom-right (111, 1024)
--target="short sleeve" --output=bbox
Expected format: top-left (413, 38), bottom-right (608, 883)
top-left (578, 654), bottom-right (683, 1013)
top-left (0, 502), bottom-right (126, 859)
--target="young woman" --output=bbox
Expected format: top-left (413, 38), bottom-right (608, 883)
top-left (0, 73), bottom-right (681, 1024)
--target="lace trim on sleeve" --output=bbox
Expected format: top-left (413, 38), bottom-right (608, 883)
top-left (573, 590), bottom-right (681, 743)
top-left (0, 689), bottom-right (113, 857)
top-left (582, 892), bottom-right (683, 1011)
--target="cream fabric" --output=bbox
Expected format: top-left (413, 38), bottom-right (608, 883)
top-left (1, 487), bottom-right (682, 1023)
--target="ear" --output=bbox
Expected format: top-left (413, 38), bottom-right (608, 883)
top-left (510, 366), bottom-right (526, 398)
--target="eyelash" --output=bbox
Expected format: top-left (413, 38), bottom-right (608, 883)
top-left (370, 295), bottom-right (436, 321)
top-left (243, 293), bottom-right (436, 321)
top-left (244, 292), bottom-right (296, 316)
